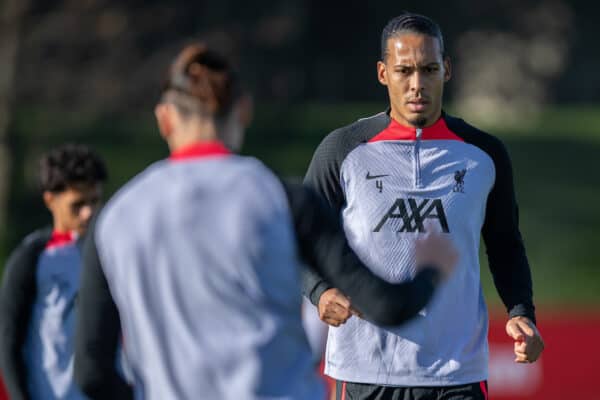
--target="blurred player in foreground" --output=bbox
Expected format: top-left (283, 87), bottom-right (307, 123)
top-left (73, 43), bottom-right (458, 400)
top-left (0, 144), bottom-right (106, 400)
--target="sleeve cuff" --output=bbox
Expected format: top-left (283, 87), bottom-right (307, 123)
top-left (508, 304), bottom-right (537, 325)
top-left (308, 281), bottom-right (332, 306)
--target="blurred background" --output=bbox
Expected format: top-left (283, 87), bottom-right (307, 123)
top-left (0, 0), bottom-right (598, 398)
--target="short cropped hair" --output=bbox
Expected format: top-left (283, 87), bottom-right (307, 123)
top-left (39, 143), bottom-right (108, 192)
top-left (381, 12), bottom-right (445, 60)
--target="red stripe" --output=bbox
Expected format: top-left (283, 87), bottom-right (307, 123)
top-left (341, 381), bottom-right (346, 400)
top-left (169, 140), bottom-right (231, 161)
top-left (480, 381), bottom-right (488, 400)
top-left (368, 116), bottom-right (464, 143)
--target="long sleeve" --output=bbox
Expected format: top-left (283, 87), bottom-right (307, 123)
top-left (301, 130), bottom-right (347, 306)
top-left (73, 217), bottom-right (133, 400)
top-left (444, 114), bottom-right (536, 324)
top-left (0, 228), bottom-right (51, 400)
top-left (283, 181), bottom-right (440, 326)
top-left (481, 140), bottom-right (536, 324)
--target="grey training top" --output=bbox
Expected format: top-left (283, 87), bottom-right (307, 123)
top-left (95, 150), bottom-right (325, 400)
top-left (76, 141), bottom-right (451, 399)
top-left (304, 112), bottom-right (535, 386)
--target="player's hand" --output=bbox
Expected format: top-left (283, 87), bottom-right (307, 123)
top-left (318, 288), bottom-right (354, 327)
top-left (506, 316), bottom-right (545, 363)
top-left (414, 231), bottom-right (458, 281)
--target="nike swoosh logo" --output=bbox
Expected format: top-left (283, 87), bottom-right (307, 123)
top-left (365, 172), bottom-right (389, 180)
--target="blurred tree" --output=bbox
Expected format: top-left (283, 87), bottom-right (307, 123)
top-left (452, 0), bottom-right (574, 127)
top-left (0, 0), bottom-right (29, 255)
top-left (7, 0), bottom-right (597, 113)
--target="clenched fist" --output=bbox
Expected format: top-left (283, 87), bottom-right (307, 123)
top-left (318, 288), bottom-right (358, 327)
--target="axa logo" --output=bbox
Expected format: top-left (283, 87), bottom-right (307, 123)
top-left (373, 198), bottom-right (450, 233)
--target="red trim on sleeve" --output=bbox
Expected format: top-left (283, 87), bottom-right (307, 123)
top-left (480, 381), bottom-right (488, 399)
top-left (368, 116), bottom-right (464, 143)
top-left (169, 141), bottom-right (231, 161)
top-left (45, 231), bottom-right (76, 249)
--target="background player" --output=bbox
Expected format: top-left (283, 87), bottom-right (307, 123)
top-left (0, 144), bottom-right (106, 400)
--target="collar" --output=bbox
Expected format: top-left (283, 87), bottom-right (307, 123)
top-left (369, 112), bottom-right (462, 142)
top-left (46, 230), bottom-right (77, 249)
top-left (169, 141), bottom-right (231, 162)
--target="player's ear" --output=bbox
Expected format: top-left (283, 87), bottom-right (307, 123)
top-left (155, 103), bottom-right (173, 139)
top-left (443, 56), bottom-right (451, 82)
top-left (377, 61), bottom-right (389, 86)
top-left (43, 191), bottom-right (55, 211)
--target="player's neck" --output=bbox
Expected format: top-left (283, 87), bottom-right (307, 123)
top-left (167, 121), bottom-right (219, 153)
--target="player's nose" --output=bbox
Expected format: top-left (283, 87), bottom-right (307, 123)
top-left (410, 71), bottom-right (425, 93)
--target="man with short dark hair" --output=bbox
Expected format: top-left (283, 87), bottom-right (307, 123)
top-left (0, 144), bottom-right (107, 400)
top-left (303, 12), bottom-right (545, 399)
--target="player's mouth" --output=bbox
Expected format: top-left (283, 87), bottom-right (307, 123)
top-left (406, 99), bottom-right (429, 112)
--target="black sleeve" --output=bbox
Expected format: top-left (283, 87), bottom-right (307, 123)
top-left (302, 115), bottom-right (390, 307)
top-left (480, 140), bottom-right (536, 324)
top-left (445, 114), bottom-right (536, 324)
top-left (73, 217), bottom-right (133, 400)
top-left (302, 132), bottom-right (347, 306)
top-left (283, 181), bottom-right (440, 326)
top-left (0, 228), bottom-right (51, 400)
top-left (304, 131), bottom-right (347, 212)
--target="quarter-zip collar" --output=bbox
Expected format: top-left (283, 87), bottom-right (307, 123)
top-left (367, 112), bottom-right (464, 189)
top-left (368, 113), bottom-right (462, 143)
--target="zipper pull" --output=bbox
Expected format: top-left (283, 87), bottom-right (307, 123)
top-left (415, 128), bottom-right (423, 188)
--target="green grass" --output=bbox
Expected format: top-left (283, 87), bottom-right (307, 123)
top-left (3, 103), bottom-right (600, 307)
top-left (482, 136), bottom-right (600, 307)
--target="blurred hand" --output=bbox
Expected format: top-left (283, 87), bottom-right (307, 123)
top-left (506, 316), bottom-right (545, 363)
top-left (414, 231), bottom-right (459, 281)
top-left (318, 288), bottom-right (355, 327)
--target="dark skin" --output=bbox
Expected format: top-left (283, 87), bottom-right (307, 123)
top-left (319, 31), bottom-right (544, 364)
top-left (377, 32), bottom-right (450, 128)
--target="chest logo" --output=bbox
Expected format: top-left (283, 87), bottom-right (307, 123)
top-left (366, 172), bottom-right (389, 193)
top-left (373, 198), bottom-right (450, 233)
top-left (453, 169), bottom-right (467, 193)
top-left (366, 172), bottom-right (389, 180)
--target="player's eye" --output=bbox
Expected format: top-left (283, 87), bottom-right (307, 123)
top-left (70, 197), bottom-right (100, 214)
top-left (70, 201), bottom-right (85, 214)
